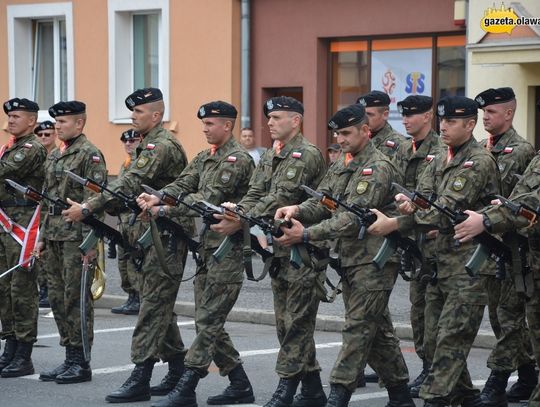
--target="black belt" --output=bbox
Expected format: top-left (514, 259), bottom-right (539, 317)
top-left (48, 205), bottom-right (64, 216)
top-left (0, 199), bottom-right (38, 208)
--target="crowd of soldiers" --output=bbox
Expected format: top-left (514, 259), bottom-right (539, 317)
top-left (0, 85), bottom-right (538, 407)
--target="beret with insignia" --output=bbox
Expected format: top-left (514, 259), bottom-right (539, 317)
top-left (34, 120), bottom-right (55, 135)
top-left (263, 96), bottom-right (304, 117)
top-left (3, 98), bottom-right (39, 114)
top-left (327, 143), bottom-right (341, 152)
top-left (197, 100), bottom-right (238, 119)
top-left (48, 101), bottom-right (86, 118)
top-left (120, 129), bottom-right (140, 142)
top-left (436, 96), bottom-right (478, 119)
top-left (356, 90), bottom-right (390, 107)
top-left (397, 95), bottom-right (433, 116)
top-left (125, 88), bottom-right (163, 111)
top-left (328, 104), bottom-right (366, 130)
top-left (475, 87), bottom-right (515, 108)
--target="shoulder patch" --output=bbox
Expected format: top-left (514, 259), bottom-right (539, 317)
top-left (462, 161), bottom-right (474, 168)
top-left (92, 155), bottom-right (101, 163)
top-left (452, 177), bottom-right (466, 191)
top-left (385, 140), bottom-right (397, 148)
top-left (23, 143), bottom-right (33, 149)
top-left (426, 155), bottom-right (435, 162)
top-left (286, 167), bottom-right (297, 179)
top-left (136, 156), bottom-right (149, 168)
top-left (292, 151), bottom-right (302, 159)
top-left (146, 143), bottom-right (156, 150)
top-left (356, 181), bottom-right (369, 195)
top-left (362, 168), bottom-right (373, 176)
top-left (13, 151), bottom-right (25, 162)
top-left (226, 155), bottom-right (237, 162)
top-left (220, 170), bottom-right (232, 184)
top-left (503, 147), bottom-right (513, 154)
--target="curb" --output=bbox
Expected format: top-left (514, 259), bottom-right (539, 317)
top-left (96, 294), bottom-right (496, 349)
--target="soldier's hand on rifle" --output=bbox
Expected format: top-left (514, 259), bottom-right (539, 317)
top-left (136, 193), bottom-right (160, 211)
top-left (453, 210), bottom-right (484, 243)
top-left (62, 198), bottom-right (90, 222)
top-left (210, 215), bottom-right (242, 235)
top-left (491, 198), bottom-right (502, 205)
top-left (273, 218), bottom-right (303, 247)
top-left (367, 209), bottom-right (398, 236)
top-left (274, 205), bottom-right (299, 222)
top-left (395, 193), bottom-right (415, 215)
top-left (220, 202), bottom-right (237, 211)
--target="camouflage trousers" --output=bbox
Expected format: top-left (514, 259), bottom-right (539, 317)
top-left (330, 262), bottom-right (409, 392)
top-left (116, 219), bottom-right (144, 295)
top-left (131, 233), bottom-right (187, 364)
top-left (484, 274), bottom-right (533, 372)
top-left (0, 233), bottom-right (38, 343)
top-left (420, 274), bottom-right (488, 403)
top-left (271, 256), bottom-right (323, 379)
top-left (410, 274), bottom-right (429, 362)
top-left (525, 285), bottom-right (540, 407)
top-left (36, 256), bottom-right (47, 288)
top-left (185, 244), bottom-right (244, 377)
top-left (45, 240), bottom-right (95, 348)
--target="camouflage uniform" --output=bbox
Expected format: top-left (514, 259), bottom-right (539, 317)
top-left (160, 136), bottom-right (254, 376)
top-left (478, 127), bottom-right (535, 374)
top-left (370, 122), bottom-right (406, 158)
top-left (0, 134), bottom-right (46, 344)
top-left (41, 134), bottom-right (106, 349)
top-left (237, 133), bottom-right (326, 379)
top-left (392, 129), bottom-right (444, 364)
top-left (397, 137), bottom-right (500, 404)
top-left (298, 141), bottom-right (410, 391)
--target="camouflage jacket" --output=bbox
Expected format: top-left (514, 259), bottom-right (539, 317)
top-left (41, 134), bottom-right (107, 241)
top-left (398, 137), bottom-right (501, 278)
top-left (370, 122), bottom-right (406, 158)
top-left (479, 126), bottom-right (535, 198)
top-left (0, 133), bottom-right (46, 228)
top-left (161, 136), bottom-right (254, 248)
top-left (299, 141), bottom-right (403, 268)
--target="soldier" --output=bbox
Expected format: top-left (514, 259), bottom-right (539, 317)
top-left (63, 88), bottom-right (191, 403)
top-left (36, 101), bottom-right (106, 384)
top-left (111, 129), bottom-right (143, 316)
top-left (454, 152), bottom-right (540, 407)
top-left (367, 96), bottom-right (500, 406)
top-left (137, 100), bottom-right (255, 407)
top-left (0, 98), bottom-right (46, 378)
top-left (327, 143), bottom-right (341, 164)
top-left (275, 104), bottom-right (414, 407)
top-left (213, 96), bottom-right (327, 407)
top-left (474, 87), bottom-right (536, 406)
top-left (392, 95), bottom-right (444, 398)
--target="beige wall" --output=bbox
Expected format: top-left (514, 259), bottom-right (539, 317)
top-left (0, 0), bottom-right (241, 174)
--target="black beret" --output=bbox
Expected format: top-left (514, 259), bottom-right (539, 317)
top-left (263, 96), bottom-right (304, 117)
top-left (125, 88), bottom-right (163, 111)
top-left (328, 104), bottom-right (367, 130)
top-left (3, 98), bottom-right (39, 114)
top-left (436, 96), bottom-right (478, 119)
top-left (197, 101), bottom-right (238, 119)
top-left (356, 91), bottom-right (390, 107)
top-left (34, 121), bottom-right (55, 135)
top-left (48, 101), bottom-right (86, 118)
top-left (327, 143), bottom-right (341, 151)
top-left (120, 129), bottom-right (140, 142)
top-left (475, 87), bottom-right (515, 108)
top-left (397, 95), bottom-right (433, 116)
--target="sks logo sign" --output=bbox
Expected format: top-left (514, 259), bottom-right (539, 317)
top-left (405, 72), bottom-right (426, 94)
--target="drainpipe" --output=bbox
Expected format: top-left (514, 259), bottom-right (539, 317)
top-left (241, 0), bottom-right (250, 129)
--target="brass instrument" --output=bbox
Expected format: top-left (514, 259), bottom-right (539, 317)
top-left (91, 239), bottom-right (106, 300)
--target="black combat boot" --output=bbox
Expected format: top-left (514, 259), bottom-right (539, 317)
top-left (111, 292), bottom-right (137, 315)
top-left (480, 370), bottom-right (510, 406)
top-left (105, 359), bottom-right (155, 403)
top-left (1, 341), bottom-right (34, 377)
top-left (461, 393), bottom-right (484, 407)
top-left (39, 284), bottom-right (50, 308)
top-left (123, 292), bottom-right (140, 315)
top-left (0, 336), bottom-right (17, 373)
top-left (386, 383), bottom-right (415, 407)
top-left (39, 346), bottom-right (74, 381)
top-left (423, 400), bottom-right (448, 407)
top-left (207, 363), bottom-right (255, 405)
top-left (151, 368), bottom-right (200, 407)
top-left (150, 354), bottom-right (185, 396)
top-left (291, 371), bottom-right (326, 407)
top-left (408, 359), bottom-right (429, 398)
top-left (263, 377), bottom-right (301, 407)
top-left (356, 370), bottom-right (366, 388)
top-left (55, 347), bottom-right (92, 384)
top-left (326, 383), bottom-right (352, 407)
top-left (507, 363), bottom-right (538, 402)
top-left (365, 369), bottom-right (379, 383)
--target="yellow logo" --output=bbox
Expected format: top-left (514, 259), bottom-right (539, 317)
top-left (480, 3), bottom-right (518, 34)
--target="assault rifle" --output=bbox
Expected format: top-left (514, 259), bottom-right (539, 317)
top-left (392, 183), bottom-right (512, 279)
top-left (300, 185), bottom-right (422, 273)
top-left (5, 179), bottom-right (128, 258)
top-left (496, 195), bottom-right (539, 228)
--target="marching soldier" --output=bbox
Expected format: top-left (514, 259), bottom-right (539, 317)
top-left (368, 96), bottom-right (500, 406)
top-left (275, 104), bottom-right (415, 407)
top-left (63, 88), bottom-right (191, 403)
top-left (474, 87), bottom-right (536, 406)
top-left (0, 98), bottom-right (46, 378)
top-left (137, 100), bottom-right (255, 407)
top-left (213, 96), bottom-right (327, 407)
top-left (37, 101), bottom-right (106, 384)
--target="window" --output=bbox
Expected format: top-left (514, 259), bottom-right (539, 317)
top-left (109, 0), bottom-right (170, 123)
top-left (7, 3), bottom-right (74, 121)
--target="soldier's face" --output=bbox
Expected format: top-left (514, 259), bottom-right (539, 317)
top-left (365, 107), bottom-right (388, 133)
top-left (482, 103), bottom-right (512, 135)
top-left (328, 150), bottom-right (340, 163)
top-left (131, 104), bottom-right (157, 135)
top-left (202, 117), bottom-right (231, 146)
top-left (7, 111), bottom-right (36, 138)
top-left (55, 115), bottom-right (83, 141)
top-left (36, 130), bottom-right (57, 149)
top-left (267, 111), bottom-right (299, 142)
top-left (439, 117), bottom-right (475, 147)
top-left (402, 111), bottom-right (430, 139)
top-left (335, 123), bottom-right (370, 154)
